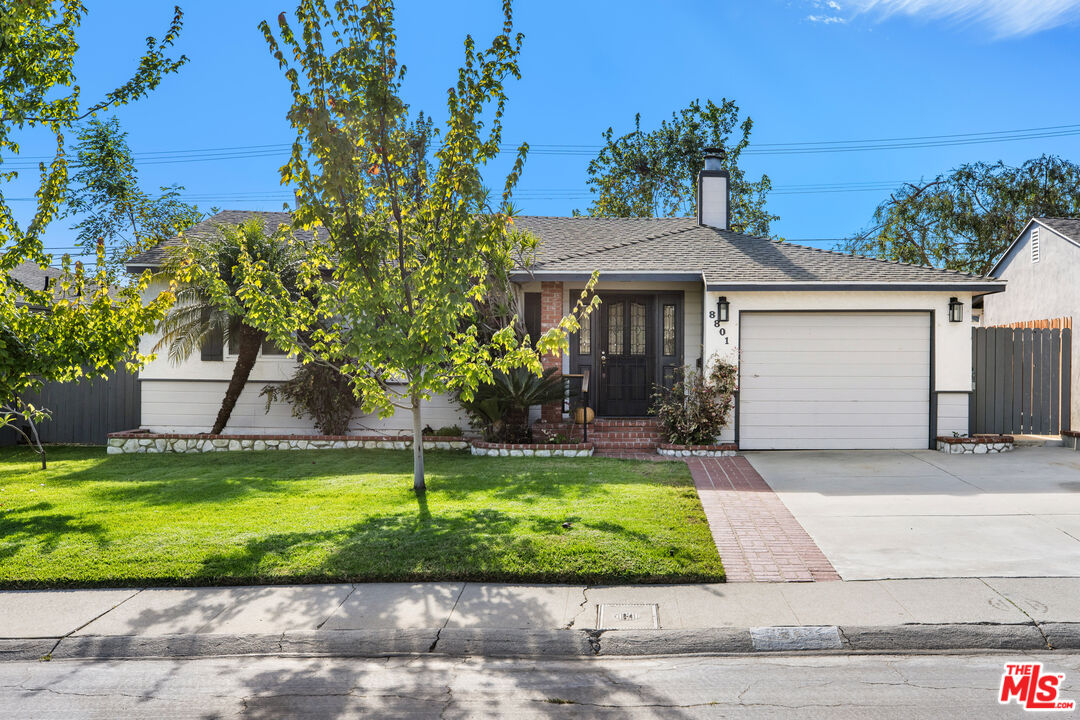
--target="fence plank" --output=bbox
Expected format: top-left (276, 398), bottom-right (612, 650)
top-left (1037, 330), bottom-right (1052, 434)
top-left (1051, 329), bottom-right (1062, 434)
top-left (1021, 328), bottom-right (1033, 434)
top-left (975, 328), bottom-right (988, 433)
top-left (1063, 328), bottom-right (1073, 433)
top-left (995, 327), bottom-right (1010, 434)
top-left (1012, 327), bottom-right (1024, 433)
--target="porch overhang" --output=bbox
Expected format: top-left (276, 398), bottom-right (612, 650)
top-left (703, 281), bottom-right (1007, 293)
top-left (510, 270), bottom-right (706, 283)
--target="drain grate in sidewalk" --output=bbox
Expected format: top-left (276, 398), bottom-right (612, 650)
top-left (596, 603), bottom-right (660, 629)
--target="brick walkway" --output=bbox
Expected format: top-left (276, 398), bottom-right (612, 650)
top-left (685, 457), bottom-right (841, 583)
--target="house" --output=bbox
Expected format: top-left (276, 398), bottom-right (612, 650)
top-left (980, 217), bottom-right (1078, 428)
top-left (127, 151), bottom-right (1005, 450)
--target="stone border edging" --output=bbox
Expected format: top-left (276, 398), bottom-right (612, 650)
top-left (469, 441), bottom-right (593, 457)
top-left (7, 622), bottom-right (1075, 662)
top-left (106, 431), bottom-right (469, 454)
top-left (657, 443), bottom-right (738, 457)
top-left (935, 435), bottom-right (1014, 454)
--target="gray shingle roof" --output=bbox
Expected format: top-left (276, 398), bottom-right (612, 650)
top-left (514, 216), bottom-right (1000, 287)
top-left (1037, 217), bottom-right (1080, 244)
top-left (130, 210), bottom-right (1002, 288)
top-left (9, 261), bottom-right (61, 291)
top-left (126, 210), bottom-right (315, 269)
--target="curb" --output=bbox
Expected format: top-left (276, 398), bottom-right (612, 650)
top-left (3, 623), bottom-right (1077, 661)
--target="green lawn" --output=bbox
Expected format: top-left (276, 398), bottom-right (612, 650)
top-left (0, 446), bottom-right (723, 588)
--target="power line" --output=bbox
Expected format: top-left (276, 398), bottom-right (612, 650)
top-left (3, 121), bottom-right (1079, 168)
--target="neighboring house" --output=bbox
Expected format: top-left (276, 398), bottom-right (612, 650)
top-left (10, 261), bottom-right (62, 303)
top-left (980, 217), bottom-right (1079, 427)
top-left (127, 152), bottom-right (1005, 450)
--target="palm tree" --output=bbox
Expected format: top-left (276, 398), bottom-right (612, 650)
top-left (155, 219), bottom-right (302, 434)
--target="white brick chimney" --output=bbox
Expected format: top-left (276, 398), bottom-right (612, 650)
top-left (697, 148), bottom-right (729, 230)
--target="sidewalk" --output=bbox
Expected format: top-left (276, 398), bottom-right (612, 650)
top-left (3, 578), bottom-right (1080, 660)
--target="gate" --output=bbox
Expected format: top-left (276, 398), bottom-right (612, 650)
top-left (972, 324), bottom-right (1072, 435)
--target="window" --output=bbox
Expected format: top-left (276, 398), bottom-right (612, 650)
top-left (662, 304), bottom-right (676, 356)
top-left (228, 331), bottom-right (287, 357)
top-left (630, 302), bottom-right (646, 355)
top-left (1031, 227), bottom-right (1041, 263)
top-left (578, 311), bottom-right (591, 355)
top-left (607, 302), bottom-right (624, 354)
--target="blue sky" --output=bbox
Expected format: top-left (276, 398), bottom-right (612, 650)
top-left (10, 0), bottom-right (1080, 257)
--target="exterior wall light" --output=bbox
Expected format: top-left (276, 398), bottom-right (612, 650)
top-left (716, 296), bottom-right (730, 323)
top-left (948, 297), bottom-right (964, 323)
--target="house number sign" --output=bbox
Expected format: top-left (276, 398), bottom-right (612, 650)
top-left (708, 311), bottom-right (730, 343)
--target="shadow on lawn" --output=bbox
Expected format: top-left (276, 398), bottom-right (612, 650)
top-left (0, 501), bottom-right (108, 562)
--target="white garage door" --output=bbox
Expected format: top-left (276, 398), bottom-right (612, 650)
top-left (739, 312), bottom-right (931, 450)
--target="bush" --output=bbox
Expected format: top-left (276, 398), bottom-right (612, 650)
top-left (458, 367), bottom-right (564, 443)
top-left (650, 357), bottom-right (737, 446)
top-left (433, 425), bottom-right (463, 437)
top-left (262, 361), bottom-right (359, 436)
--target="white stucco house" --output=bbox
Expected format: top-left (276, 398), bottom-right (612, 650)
top-left (127, 151), bottom-right (1005, 450)
top-left (981, 217), bottom-right (1079, 427)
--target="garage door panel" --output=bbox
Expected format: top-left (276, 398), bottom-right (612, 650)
top-left (742, 388), bottom-right (928, 402)
top-left (739, 312), bottom-right (930, 450)
top-left (740, 363), bottom-right (929, 379)
top-left (739, 421), bottom-right (929, 437)
top-left (737, 375), bottom-right (930, 391)
top-left (741, 401), bottom-right (930, 416)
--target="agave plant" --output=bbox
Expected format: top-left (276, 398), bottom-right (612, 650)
top-left (459, 367), bottom-right (565, 443)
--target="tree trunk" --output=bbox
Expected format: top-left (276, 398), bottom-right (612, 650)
top-left (210, 325), bottom-right (265, 435)
top-left (411, 392), bottom-right (425, 493)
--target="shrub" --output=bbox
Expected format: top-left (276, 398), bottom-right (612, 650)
top-left (458, 367), bottom-right (565, 443)
top-left (651, 357), bottom-right (737, 446)
top-left (433, 425), bottom-right (463, 437)
top-left (262, 361), bottom-right (359, 436)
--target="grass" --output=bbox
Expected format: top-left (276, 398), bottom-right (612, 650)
top-left (0, 446), bottom-right (724, 588)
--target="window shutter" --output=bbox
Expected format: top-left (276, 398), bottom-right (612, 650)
top-left (200, 310), bottom-right (224, 361)
top-left (1031, 227), bottom-right (1041, 263)
top-left (524, 292), bottom-right (541, 341)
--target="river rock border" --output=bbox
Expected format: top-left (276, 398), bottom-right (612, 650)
top-left (657, 443), bottom-right (738, 457)
top-left (106, 431), bottom-right (469, 454)
top-left (935, 435), bottom-right (1014, 454)
top-left (470, 441), bottom-right (593, 457)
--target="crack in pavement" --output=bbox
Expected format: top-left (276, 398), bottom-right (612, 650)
top-left (979, 578), bottom-right (1054, 649)
top-left (315, 584), bottom-right (358, 630)
top-left (428, 584), bottom-right (467, 653)
top-left (45, 589), bottom-right (144, 659)
top-left (565, 586), bottom-right (590, 629)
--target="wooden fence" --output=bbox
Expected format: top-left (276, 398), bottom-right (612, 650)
top-left (971, 325), bottom-right (1071, 435)
top-left (1, 368), bottom-right (140, 447)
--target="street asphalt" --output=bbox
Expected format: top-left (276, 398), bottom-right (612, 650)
top-left (2, 651), bottom-right (1076, 718)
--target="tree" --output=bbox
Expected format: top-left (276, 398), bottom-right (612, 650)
top-left (67, 117), bottom-right (203, 270)
top-left (579, 99), bottom-right (778, 236)
top-left (843, 155), bottom-right (1080, 275)
top-left (212, 0), bottom-right (595, 492)
top-left (0, 2), bottom-right (187, 468)
top-left (160, 219), bottom-right (305, 435)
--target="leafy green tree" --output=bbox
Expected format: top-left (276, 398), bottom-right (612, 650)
top-left (160, 219), bottom-right (305, 435)
top-left (0, 1), bottom-right (187, 468)
top-left (844, 155), bottom-right (1080, 275)
top-left (579, 99), bottom-right (778, 236)
top-left (67, 117), bottom-right (203, 269)
top-left (209, 0), bottom-right (595, 492)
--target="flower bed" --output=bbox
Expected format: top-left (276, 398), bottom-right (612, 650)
top-left (106, 431), bottom-right (469, 454)
top-left (657, 443), bottom-right (738, 458)
top-left (935, 435), bottom-right (1014, 454)
top-left (469, 440), bottom-right (593, 457)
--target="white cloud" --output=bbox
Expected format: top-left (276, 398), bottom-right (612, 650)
top-left (843, 0), bottom-right (1080, 37)
top-left (807, 13), bottom-right (847, 23)
top-left (827, 1), bottom-right (843, 9)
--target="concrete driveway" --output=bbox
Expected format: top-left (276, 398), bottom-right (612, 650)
top-left (745, 447), bottom-right (1080, 580)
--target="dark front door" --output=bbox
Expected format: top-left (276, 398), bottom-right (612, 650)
top-left (599, 296), bottom-right (653, 416)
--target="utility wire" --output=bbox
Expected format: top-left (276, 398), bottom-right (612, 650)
top-left (4, 121), bottom-right (1079, 168)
